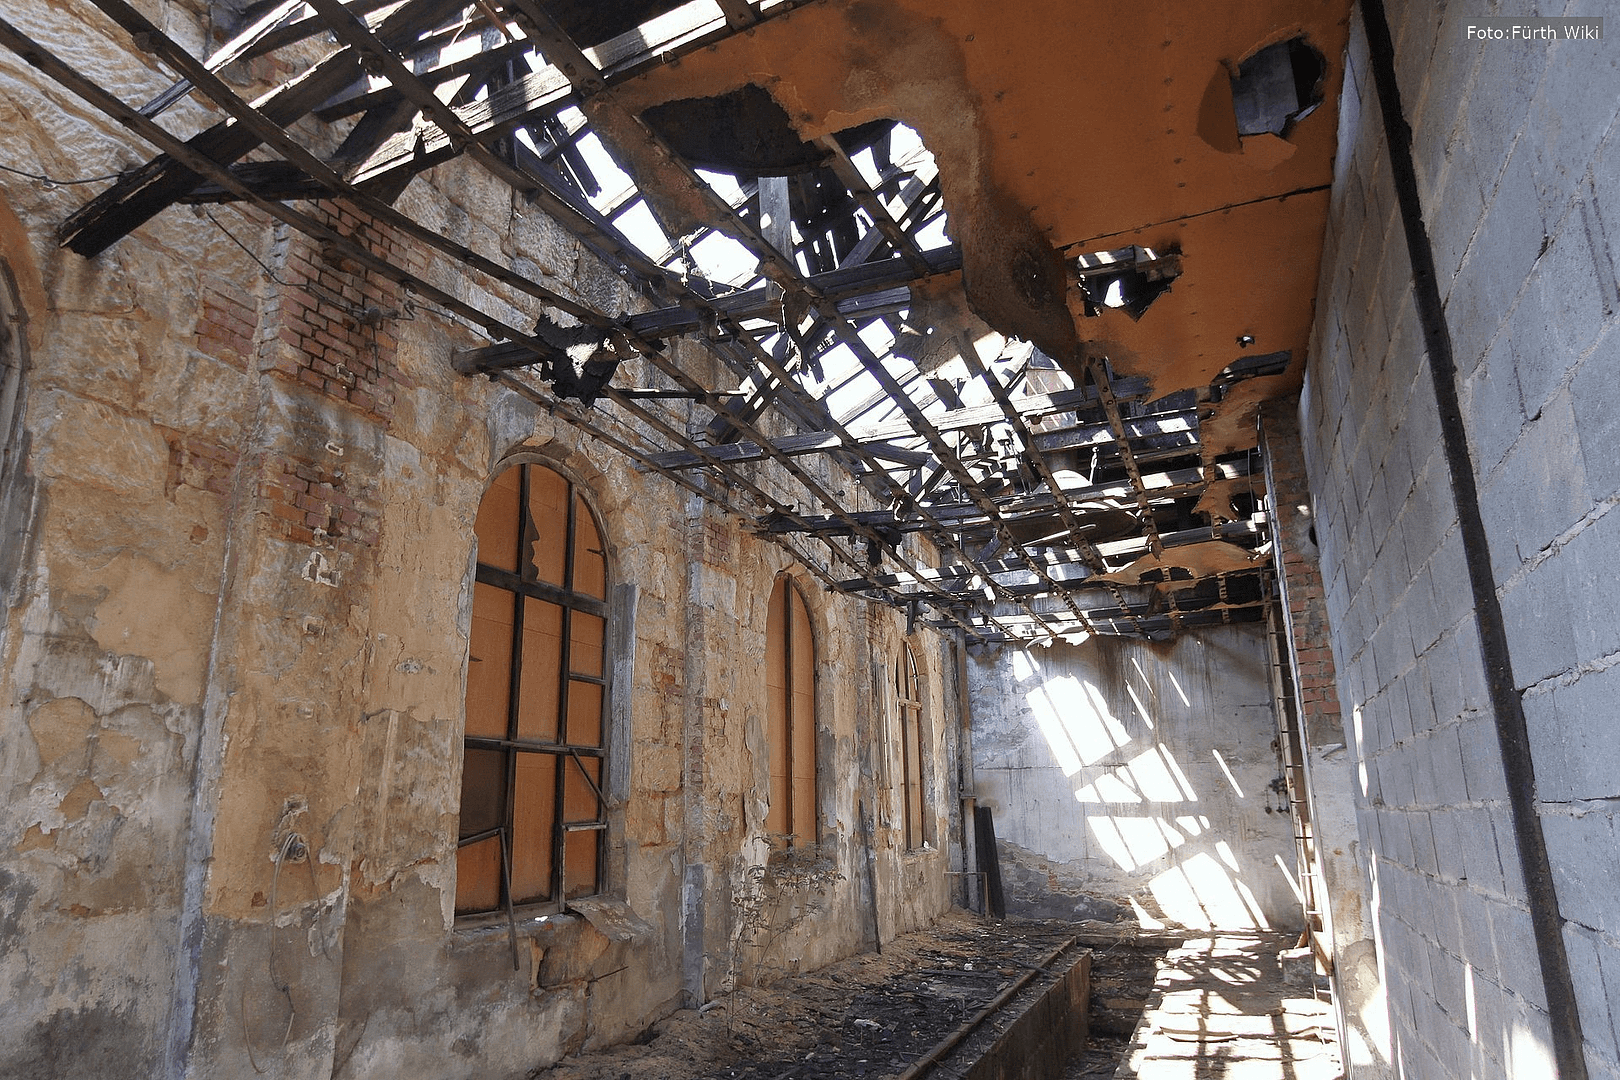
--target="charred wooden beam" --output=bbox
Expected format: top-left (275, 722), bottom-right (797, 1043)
top-left (833, 519), bottom-right (1266, 594)
top-left (1085, 354), bottom-right (1164, 556)
top-left (645, 378), bottom-right (1151, 471)
top-left (59, 0), bottom-right (469, 256)
top-left (761, 457), bottom-right (1258, 536)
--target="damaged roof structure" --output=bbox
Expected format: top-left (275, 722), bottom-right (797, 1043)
top-left (18, 1), bottom-right (1619, 1079)
top-left (6, 0), bottom-right (1349, 642)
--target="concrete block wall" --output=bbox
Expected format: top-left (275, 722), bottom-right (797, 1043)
top-left (1302, 4), bottom-right (1620, 1077)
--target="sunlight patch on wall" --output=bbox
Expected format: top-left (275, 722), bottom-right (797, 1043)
top-left (1125, 681), bottom-right (1156, 730)
top-left (1022, 663), bottom-right (1131, 776)
top-left (1075, 743), bottom-right (1200, 805)
top-left (1088, 814), bottom-right (1189, 872)
top-left (1148, 851), bottom-right (1271, 930)
top-left (1211, 747), bottom-right (1247, 797)
top-left (1507, 1016), bottom-right (1555, 1078)
top-left (1165, 666), bottom-right (1192, 708)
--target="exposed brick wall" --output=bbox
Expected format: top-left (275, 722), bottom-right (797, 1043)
top-left (1302, 4), bottom-right (1620, 1078)
top-left (1263, 403), bottom-right (1344, 746)
top-left (262, 205), bottom-right (423, 425)
top-left (195, 279), bottom-right (259, 370)
top-left (164, 431), bottom-right (240, 498)
top-left (702, 517), bottom-right (733, 566)
top-left (257, 452), bottom-right (379, 552)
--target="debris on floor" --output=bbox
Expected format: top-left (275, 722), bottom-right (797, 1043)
top-left (534, 912), bottom-right (1182, 1080)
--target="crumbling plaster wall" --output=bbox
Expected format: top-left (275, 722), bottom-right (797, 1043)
top-left (1301, 3), bottom-right (1620, 1078)
top-left (968, 625), bottom-right (1302, 932)
top-left (0, 5), bottom-right (955, 1077)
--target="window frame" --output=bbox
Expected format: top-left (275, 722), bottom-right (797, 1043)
top-left (765, 574), bottom-right (818, 846)
top-left (894, 641), bottom-right (929, 851)
top-left (456, 461), bottom-right (610, 919)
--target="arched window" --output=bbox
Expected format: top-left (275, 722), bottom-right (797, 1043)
top-left (765, 576), bottom-right (816, 845)
top-left (457, 462), bottom-right (608, 916)
top-left (894, 643), bottom-right (927, 850)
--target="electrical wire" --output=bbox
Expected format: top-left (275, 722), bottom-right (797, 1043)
top-left (0, 161), bottom-right (124, 186)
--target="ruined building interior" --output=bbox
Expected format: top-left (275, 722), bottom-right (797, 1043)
top-left (1, 0), bottom-right (1617, 1077)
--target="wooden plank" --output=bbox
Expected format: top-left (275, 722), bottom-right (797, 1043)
top-left (638, 376), bottom-right (1155, 472)
top-left (626, 246), bottom-right (962, 337)
top-left (644, 430), bottom-right (930, 470)
top-left (59, 0), bottom-right (468, 255)
top-left (762, 457), bottom-right (1257, 535)
top-left (138, 0), bottom-right (308, 118)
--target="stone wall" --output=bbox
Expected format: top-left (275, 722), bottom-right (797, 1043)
top-left (1301, 2), bottom-right (1620, 1077)
top-left (0, 5), bottom-right (955, 1076)
top-left (967, 625), bottom-right (1302, 932)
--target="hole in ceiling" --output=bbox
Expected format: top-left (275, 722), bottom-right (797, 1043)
top-left (1072, 245), bottom-right (1182, 320)
top-left (1230, 37), bottom-right (1326, 138)
top-left (640, 84), bottom-right (891, 178)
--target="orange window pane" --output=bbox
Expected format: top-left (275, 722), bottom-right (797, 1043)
top-left (562, 829), bottom-right (599, 900)
top-left (526, 466), bottom-right (569, 586)
top-left (458, 747), bottom-right (507, 838)
top-left (466, 583), bottom-right (514, 738)
top-left (517, 597), bottom-right (563, 741)
top-left (566, 679), bottom-right (604, 747)
top-left (573, 495), bottom-right (607, 599)
top-left (790, 590), bottom-right (815, 787)
top-left (454, 834), bottom-right (503, 915)
top-left (765, 580), bottom-right (789, 825)
top-left (510, 754), bottom-right (556, 905)
top-left (474, 467), bottom-right (521, 572)
top-left (563, 754), bottom-right (602, 822)
top-left (792, 776), bottom-right (816, 841)
top-left (570, 611), bottom-right (605, 678)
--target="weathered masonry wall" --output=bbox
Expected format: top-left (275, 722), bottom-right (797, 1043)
top-left (968, 625), bottom-right (1302, 932)
top-left (1301, 3), bottom-right (1620, 1078)
top-left (0, 7), bottom-right (955, 1078)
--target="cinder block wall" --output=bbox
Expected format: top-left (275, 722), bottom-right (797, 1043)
top-left (1303, 3), bottom-right (1620, 1077)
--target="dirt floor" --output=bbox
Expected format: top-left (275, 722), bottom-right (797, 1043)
top-left (533, 912), bottom-right (1177, 1080)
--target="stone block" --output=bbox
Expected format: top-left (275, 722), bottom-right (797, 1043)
top-left (1563, 921), bottom-right (1619, 1062)
top-left (1538, 664), bottom-right (1620, 802)
top-left (1431, 943), bottom-right (1469, 1024)
top-left (1456, 807), bottom-right (1506, 898)
top-left (1479, 388), bottom-right (1592, 581)
top-left (1425, 526), bottom-right (1469, 641)
top-left (1525, 34), bottom-right (1620, 221)
top-left (1454, 621), bottom-right (1491, 720)
top-left (1595, 932), bottom-right (1620, 1075)
top-left (1429, 807), bottom-right (1466, 883)
top-left (1573, 330), bottom-right (1620, 502)
top-left (1456, 888), bottom-right (1500, 972)
top-left (1383, 804), bottom-right (1418, 868)
top-left (1539, 810), bottom-right (1618, 934)
top-left (1385, 679), bottom-right (1415, 745)
top-left (1488, 900), bottom-right (1549, 1011)
top-left (1457, 713), bottom-right (1508, 802)
top-left (1499, 551), bottom-right (1576, 688)
top-left (1410, 810), bottom-right (1440, 875)
top-left (1519, 196), bottom-right (1612, 405)
top-left (1564, 506), bottom-right (1620, 665)
top-left (1428, 723), bottom-right (1471, 806)
top-left (1379, 749), bottom-right (1419, 814)
top-left (1462, 329), bottom-right (1525, 480)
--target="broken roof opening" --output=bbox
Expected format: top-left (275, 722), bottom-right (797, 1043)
top-left (8, 0), bottom-right (1337, 644)
top-left (1231, 36), bottom-right (1326, 138)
